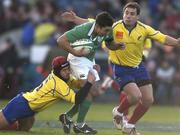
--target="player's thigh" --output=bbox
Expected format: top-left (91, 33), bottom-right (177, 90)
top-left (0, 111), bottom-right (9, 128)
top-left (18, 116), bottom-right (35, 131)
top-left (69, 58), bottom-right (100, 81)
top-left (1, 94), bottom-right (35, 125)
top-left (139, 84), bottom-right (154, 106)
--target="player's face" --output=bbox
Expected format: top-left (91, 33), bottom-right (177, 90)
top-left (123, 7), bottom-right (139, 26)
top-left (60, 66), bottom-right (71, 80)
top-left (97, 26), bottom-right (112, 36)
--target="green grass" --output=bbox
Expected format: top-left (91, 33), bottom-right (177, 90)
top-left (0, 100), bottom-right (180, 135)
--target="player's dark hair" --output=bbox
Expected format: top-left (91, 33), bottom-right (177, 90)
top-left (123, 2), bottom-right (141, 15)
top-left (95, 11), bottom-right (114, 28)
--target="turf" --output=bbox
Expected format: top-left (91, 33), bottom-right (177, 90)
top-left (0, 100), bottom-right (180, 135)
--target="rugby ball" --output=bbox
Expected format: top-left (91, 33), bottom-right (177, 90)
top-left (71, 39), bottom-right (93, 54)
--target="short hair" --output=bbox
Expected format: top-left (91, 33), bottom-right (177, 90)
top-left (95, 11), bottom-right (114, 28)
top-left (123, 2), bottom-right (141, 15)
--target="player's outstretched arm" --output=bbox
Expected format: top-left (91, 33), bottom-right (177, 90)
top-left (75, 71), bottom-right (95, 104)
top-left (57, 34), bottom-right (90, 57)
top-left (165, 36), bottom-right (180, 46)
top-left (105, 40), bottom-right (125, 50)
top-left (61, 11), bottom-right (89, 25)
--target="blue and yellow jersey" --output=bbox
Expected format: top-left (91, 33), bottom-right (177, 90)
top-left (23, 72), bottom-right (81, 112)
top-left (144, 38), bottom-right (152, 49)
top-left (109, 20), bottom-right (166, 67)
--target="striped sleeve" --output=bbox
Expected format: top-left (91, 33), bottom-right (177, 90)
top-left (146, 25), bottom-right (166, 44)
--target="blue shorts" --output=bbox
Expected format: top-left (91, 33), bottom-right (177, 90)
top-left (2, 94), bottom-right (35, 124)
top-left (111, 62), bottom-right (152, 91)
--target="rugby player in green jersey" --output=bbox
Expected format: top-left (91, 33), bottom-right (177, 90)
top-left (57, 12), bottom-right (114, 134)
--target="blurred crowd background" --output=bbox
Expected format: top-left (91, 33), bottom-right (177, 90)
top-left (0, 0), bottom-right (179, 105)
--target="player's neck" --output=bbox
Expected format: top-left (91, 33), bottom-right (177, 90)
top-left (123, 21), bottom-right (137, 32)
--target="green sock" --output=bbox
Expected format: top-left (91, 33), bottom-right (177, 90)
top-left (77, 100), bottom-right (92, 123)
top-left (66, 104), bottom-right (79, 118)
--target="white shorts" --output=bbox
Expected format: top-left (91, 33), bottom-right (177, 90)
top-left (67, 54), bottom-right (100, 81)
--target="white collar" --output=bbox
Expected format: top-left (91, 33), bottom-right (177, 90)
top-left (88, 22), bottom-right (95, 36)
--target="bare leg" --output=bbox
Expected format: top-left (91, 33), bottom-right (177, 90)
top-left (0, 111), bottom-right (9, 129)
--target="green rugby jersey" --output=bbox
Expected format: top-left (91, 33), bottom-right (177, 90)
top-left (65, 22), bottom-right (112, 61)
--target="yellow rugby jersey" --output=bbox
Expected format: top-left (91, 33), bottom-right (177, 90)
top-left (109, 20), bottom-right (166, 67)
top-left (102, 38), bottom-right (152, 60)
top-left (144, 38), bottom-right (152, 49)
top-left (23, 72), bottom-right (81, 112)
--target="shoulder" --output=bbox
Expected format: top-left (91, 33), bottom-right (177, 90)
top-left (76, 22), bottom-right (94, 29)
top-left (137, 21), bottom-right (152, 30)
top-left (68, 22), bottom-right (93, 35)
top-left (112, 20), bottom-right (123, 28)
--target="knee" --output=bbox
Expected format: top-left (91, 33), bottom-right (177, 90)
top-left (142, 96), bottom-right (154, 106)
top-left (128, 93), bottom-right (142, 104)
top-left (18, 117), bottom-right (35, 131)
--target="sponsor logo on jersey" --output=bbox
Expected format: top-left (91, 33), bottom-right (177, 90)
top-left (116, 31), bottom-right (123, 39)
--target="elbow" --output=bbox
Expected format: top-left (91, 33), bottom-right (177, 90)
top-left (57, 37), bottom-right (62, 47)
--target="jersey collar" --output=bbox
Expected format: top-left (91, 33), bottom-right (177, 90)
top-left (88, 22), bottom-right (95, 37)
top-left (122, 21), bottom-right (137, 33)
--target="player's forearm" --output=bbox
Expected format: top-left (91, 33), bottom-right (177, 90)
top-left (74, 16), bottom-right (89, 25)
top-left (165, 36), bottom-right (180, 46)
top-left (57, 34), bottom-right (76, 55)
top-left (75, 81), bottom-right (92, 104)
top-left (105, 41), bottom-right (123, 50)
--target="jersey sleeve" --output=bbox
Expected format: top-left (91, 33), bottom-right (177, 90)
top-left (67, 76), bottom-right (81, 90)
top-left (144, 38), bottom-right (152, 49)
top-left (146, 25), bottom-right (166, 44)
top-left (65, 24), bottom-right (87, 43)
top-left (58, 84), bottom-right (76, 103)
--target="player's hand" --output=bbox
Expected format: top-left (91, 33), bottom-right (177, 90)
top-left (61, 11), bottom-right (76, 22)
top-left (73, 48), bottom-right (90, 57)
top-left (93, 64), bottom-right (101, 73)
top-left (116, 43), bottom-right (125, 50)
top-left (87, 70), bottom-right (96, 84)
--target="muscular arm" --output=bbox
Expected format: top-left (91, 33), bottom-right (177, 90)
top-left (75, 82), bottom-right (92, 104)
top-left (165, 36), bottom-right (180, 47)
top-left (57, 34), bottom-right (77, 56)
top-left (105, 40), bottom-right (125, 50)
top-left (57, 32), bottom-right (89, 57)
top-left (61, 11), bottom-right (89, 25)
top-left (75, 71), bottom-right (95, 104)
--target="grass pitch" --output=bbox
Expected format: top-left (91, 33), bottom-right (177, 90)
top-left (0, 100), bottom-right (180, 135)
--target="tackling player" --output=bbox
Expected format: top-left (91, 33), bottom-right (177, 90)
top-left (0, 56), bottom-right (95, 131)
